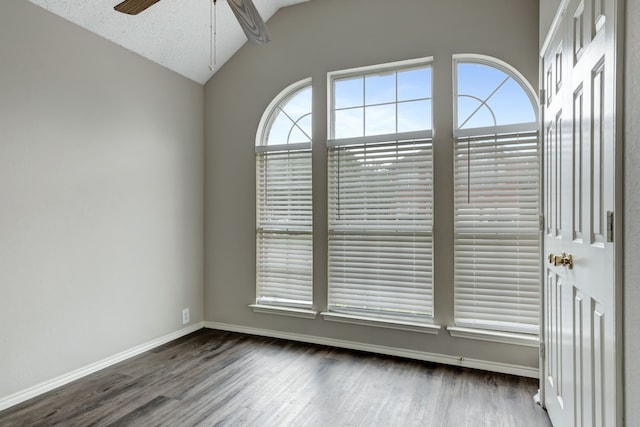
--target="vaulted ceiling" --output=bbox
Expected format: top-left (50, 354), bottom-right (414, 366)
top-left (27, 0), bottom-right (310, 84)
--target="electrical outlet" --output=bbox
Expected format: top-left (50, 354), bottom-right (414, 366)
top-left (182, 308), bottom-right (190, 325)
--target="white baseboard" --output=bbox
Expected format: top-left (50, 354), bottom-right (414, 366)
top-left (204, 321), bottom-right (539, 379)
top-left (0, 322), bottom-right (204, 413)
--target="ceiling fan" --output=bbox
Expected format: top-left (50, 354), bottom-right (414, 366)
top-left (113, 0), bottom-right (271, 45)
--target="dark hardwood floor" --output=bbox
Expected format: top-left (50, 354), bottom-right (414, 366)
top-left (0, 329), bottom-right (552, 426)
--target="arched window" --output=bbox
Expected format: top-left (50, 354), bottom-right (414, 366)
top-left (452, 55), bottom-right (540, 335)
top-left (253, 79), bottom-right (313, 312)
top-left (257, 80), bottom-right (312, 147)
top-left (455, 59), bottom-right (537, 130)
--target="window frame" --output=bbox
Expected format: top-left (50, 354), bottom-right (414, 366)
top-left (250, 55), bottom-right (542, 345)
top-left (450, 54), bottom-right (541, 341)
top-left (256, 77), bottom-right (313, 151)
top-left (327, 57), bottom-right (434, 141)
top-left (252, 78), bottom-right (316, 318)
top-left (323, 58), bottom-right (439, 332)
top-left (452, 54), bottom-right (538, 136)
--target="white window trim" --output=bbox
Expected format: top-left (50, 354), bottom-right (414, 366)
top-left (327, 129), bottom-right (433, 147)
top-left (321, 312), bottom-right (441, 335)
top-left (250, 304), bottom-right (318, 319)
top-left (255, 142), bottom-right (311, 153)
top-left (447, 326), bottom-right (540, 347)
top-left (452, 123), bottom-right (537, 139)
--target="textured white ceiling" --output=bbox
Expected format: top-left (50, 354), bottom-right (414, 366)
top-left (27, 0), bottom-right (309, 84)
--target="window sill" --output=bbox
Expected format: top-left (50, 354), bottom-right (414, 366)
top-left (249, 304), bottom-right (318, 319)
top-left (447, 326), bottom-right (539, 347)
top-left (320, 312), bottom-right (441, 334)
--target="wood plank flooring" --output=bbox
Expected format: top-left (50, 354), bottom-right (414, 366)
top-left (0, 329), bottom-right (552, 426)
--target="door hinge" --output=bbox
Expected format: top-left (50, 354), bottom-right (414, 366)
top-left (540, 342), bottom-right (545, 360)
top-left (539, 214), bottom-right (545, 232)
top-left (607, 211), bottom-right (614, 242)
top-left (539, 89), bottom-right (546, 105)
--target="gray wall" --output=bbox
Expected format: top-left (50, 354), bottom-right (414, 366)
top-left (540, 0), bottom-right (562, 43)
top-left (624, 0), bottom-right (640, 421)
top-left (204, 0), bottom-right (540, 369)
top-left (0, 0), bottom-right (204, 400)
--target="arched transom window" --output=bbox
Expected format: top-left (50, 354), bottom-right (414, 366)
top-left (260, 82), bottom-right (312, 147)
top-left (455, 60), bottom-right (537, 130)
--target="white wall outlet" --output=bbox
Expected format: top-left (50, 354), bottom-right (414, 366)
top-left (182, 308), bottom-right (190, 325)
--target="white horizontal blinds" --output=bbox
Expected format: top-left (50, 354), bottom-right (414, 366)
top-left (453, 130), bottom-right (540, 334)
top-left (256, 149), bottom-right (312, 308)
top-left (328, 136), bottom-right (433, 321)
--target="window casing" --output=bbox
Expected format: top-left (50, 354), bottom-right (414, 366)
top-left (452, 56), bottom-right (540, 335)
top-left (255, 79), bottom-right (313, 310)
top-left (326, 58), bottom-right (434, 324)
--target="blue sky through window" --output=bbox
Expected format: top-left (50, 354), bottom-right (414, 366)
top-left (333, 65), bottom-right (432, 139)
top-left (457, 63), bottom-right (536, 129)
top-left (266, 85), bottom-right (312, 145)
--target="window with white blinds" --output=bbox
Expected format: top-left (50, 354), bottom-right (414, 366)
top-left (252, 56), bottom-right (541, 339)
top-left (453, 130), bottom-right (540, 333)
top-left (255, 79), bottom-right (312, 309)
top-left (327, 135), bottom-right (433, 321)
top-left (327, 59), bottom-right (434, 324)
top-left (453, 57), bottom-right (540, 335)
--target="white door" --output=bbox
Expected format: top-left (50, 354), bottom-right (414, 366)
top-left (540, 0), bottom-right (621, 425)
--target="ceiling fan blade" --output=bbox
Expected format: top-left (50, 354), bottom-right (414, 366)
top-left (114, 0), bottom-right (161, 15)
top-left (226, 0), bottom-right (271, 45)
